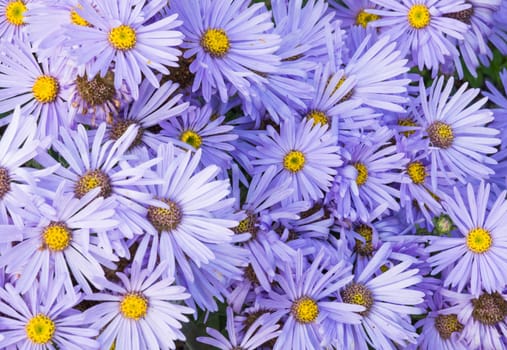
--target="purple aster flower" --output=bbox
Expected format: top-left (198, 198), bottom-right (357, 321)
top-left (0, 278), bottom-right (98, 349)
top-left (198, 307), bottom-right (281, 350)
top-left (251, 118), bottom-right (341, 203)
top-left (85, 261), bottom-right (193, 350)
top-left (427, 181), bottom-right (507, 296)
top-left (161, 103), bottom-right (238, 171)
top-left (0, 0), bottom-right (31, 41)
top-left (170, 0), bottom-right (281, 102)
top-left (0, 39), bottom-right (70, 137)
top-left (259, 250), bottom-right (364, 350)
top-left (65, 0), bottom-right (183, 99)
top-left (368, 0), bottom-right (470, 70)
top-left (0, 182), bottom-right (118, 294)
top-left (440, 288), bottom-right (507, 350)
top-left (415, 76), bottom-right (500, 188)
top-left (337, 243), bottom-right (425, 350)
top-left (132, 143), bottom-right (237, 282)
top-left (328, 127), bottom-right (407, 222)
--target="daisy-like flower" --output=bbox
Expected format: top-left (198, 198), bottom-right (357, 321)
top-left (198, 307), bottom-right (281, 350)
top-left (251, 118), bottom-right (341, 203)
top-left (0, 0), bottom-right (31, 41)
top-left (259, 250), bottom-right (365, 350)
top-left (106, 78), bottom-right (189, 154)
top-left (170, 0), bottom-right (281, 102)
top-left (0, 106), bottom-right (52, 228)
top-left (0, 183), bottom-right (118, 294)
top-left (368, 0), bottom-right (470, 70)
top-left (427, 181), bottom-right (507, 296)
top-left (65, 0), bottom-right (183, 99)
top-left (0, 278), bottom-right (99, 350)
top-left (0, 39), bottom-right (70, 137)
top-left (415, 76), bottom-right (500, 188)
top-left (133, 143), bottom-right (238, 282)
top-left (85, 261), bottom-right (193, 350)
top-left (337, 243), bottom-right (425, 350)
top-left (328, 127), bottom-right (406, 222)
top-left (161, 103), bottom-right (238, 171)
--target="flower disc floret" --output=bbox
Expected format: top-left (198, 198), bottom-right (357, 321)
top-left (407, 161), bottom-right (427, 184)
top-left (354, 162), bottom-right (368, 186)
top-left (355, 224), bottom-right (374, 256)
top-left (291, 297), bottom-right (319, 324)
top-left (75, 73), bottom-right (116, 107)
top-left (356, 9), bottom-right (380, 28)
top-left (341, 283), bottom-right (374, 316)
top-left (466, 227), bottom-right (492, 254)
top-left (0, 167), bottom-right (11, 199)
top-left (147, 198), bottom-right (183, 232)
top-left (283, 150), bottom-right (306, 173)
top-left (180, 130), bottom-right (202, 149)
top-left (108, 25), bottom-right (137, 51)
top-left (434, 314), bottom-right (463, 340)
top-left (200, 28), bottom-right (230, 57)
top-left (120, 293), bottom-right (148, 320)
top-left (32, 75), bottom-right (59, 104)
top-left (70, 7), bottom-right (90, 27)
top-left (25, 314), bottom-right (55, 344)
top-left (471, 292), bottom-right (507, 325)
top-left (109, 119), bottom-right (144, 149)
top-left (5, 0), bottom-right (27, 26)
top-left (407, 4), bottom-right (431, 29)
top-left (43, 222), bottom-right (71, 252)
top-left (74, 169), bottom-right (112, 198)
top-left (427, 121), bottom-right (454, 149)
top-left (306, 110), bottom-right (328, 126)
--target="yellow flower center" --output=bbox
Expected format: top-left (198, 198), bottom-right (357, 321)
top-left (306, 110), bottom-right (328, 126)
top-left (70, 5), bottom-right (90, 26)
top-left (466, 227), bottom-right (492, 254)
top-left (283, 150), bottom-right (305, 173)
top-left (355, 224), bottom-right (373, 256)
top-left (74, 169), bottom-right (112, 199)
top-left (147, 198), bottom-right (183, 233)
top-left (201, 28), bottom-right (230, 57)
top-left (32, 75), bottom-right (59, 104)
top-left (25, 314), bottom-right (55, 344)
top-left (291, 297), bottom-right (319, 323)
top-left (397, 117), bottom-right (418, 137)
top-left (354, 162), bottom-right (368, 186)
top-left (341, 282), bottom-right (374, 316)
top-left (5, 0), bottom-right (27, 26)
top-left (407, 161), bottom-right (427, 184)
top-left (427, 121), bottom-right (454, 149)
top-left (180, 130), bottom-right (202, 149)
top-left (108, 25), bottom-right (137, 51)
top-left (43, 222), bottom-right (71, 252)
top-left (434, 314), bottom-right (463, 340)
top-left (356, 9), bottom-right (380, 28)
top-left (233, 213), bottom-right (258, 240)
top-left (408, 4), bottom-right (431, 29)
top-left (120, 293), bottom-right (148, 320)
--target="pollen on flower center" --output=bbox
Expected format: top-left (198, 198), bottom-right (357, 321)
top-left (43, 222), bottom-right (71, 252)
top-left (283, 150), bottom-right (306, 173)
top-left (306, 110), bottom-right (328, 126)
top-left (291, 296), bottom-right (319, 323)
top-left (466, 227), bottom-right (492, 254)
top-left (407, 161), bottom-right (427, 184)
top-left (427, 121), bottom-right (454, 149)
top-left (341, 282), bottom-right (374, 316)
top-left (147, 198), bottom-right (183, 232)
top-left (356, 9), bottom-right (380, 28)
top-left (108, 25), bottom-right (137, 51)
top-left (471, 292), bottom-right (507, 325)
top-left (0, 167), bottom-right (12, 200)
top-left (5, 0), bottom-right (27, 26)
top-left (180, 130), bottom-right (202, 149)
top-left (120, 293), bottom-right (148, 320)
top-left (434, 314), bottom-right (463, 340)
top-left (233, 212), bottom-right (259, 240)
top-left (354, 162), bottom-right (368, 186)
top-left (74, 169), bottom-right (112, 199)
top-left (408, 4), bottom-right (431, 29)
top-left (25, 314), bottom-right (55, 344)
top-left (32, 75), bottom-right (60, 104)
top-left (201, 28), bottom-right (230, 57)
top-left (70, 6), bottom-right (91, 27)
top-left (109, 119), bottom-right (144, 149)
top-left (355, 224), bottom-right (374, 256)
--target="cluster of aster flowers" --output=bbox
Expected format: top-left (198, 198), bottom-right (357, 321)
top-left (0, 0), bottom-right (507, 349)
